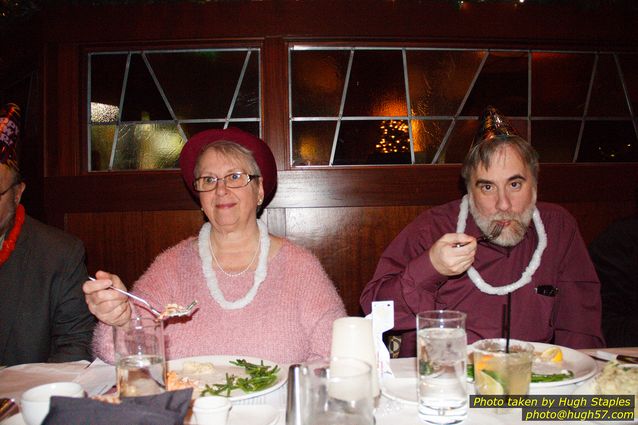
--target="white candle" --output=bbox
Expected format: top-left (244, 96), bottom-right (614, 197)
top-left (330, 316), bottom-right (380, 398)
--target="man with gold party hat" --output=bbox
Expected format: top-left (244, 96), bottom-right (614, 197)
top-left (361, 106), bottom-right (604, 357)
top-left (0, 103), bottom-right (95, 366)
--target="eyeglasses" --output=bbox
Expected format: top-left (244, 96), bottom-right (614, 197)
top-left (193, 172), bottom-right (259, 192)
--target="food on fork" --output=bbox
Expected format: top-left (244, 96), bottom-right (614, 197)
top-left (157, 303), bottom-right (185, 320)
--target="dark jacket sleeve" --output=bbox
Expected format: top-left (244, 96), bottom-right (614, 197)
top-left (589, 218), bottom-right (638, 347)
top-left (48, 236), bottom-right (96, 363)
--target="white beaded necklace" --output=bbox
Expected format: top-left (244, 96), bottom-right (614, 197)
top-left (455, 195), bottom-right (548, 295)
top-left (198, 219), bottom-right (270, 310)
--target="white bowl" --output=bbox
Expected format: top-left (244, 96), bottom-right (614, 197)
top-left (20, 382), bottom-right (84, 425)
top-left (192, 396), bottom-right (232, 425)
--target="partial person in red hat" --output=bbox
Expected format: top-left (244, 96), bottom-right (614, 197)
top-left (361, 106), bottom-right (605, 357)
top-left (84, 127), bottom-right (346, 364)
top-left (0, 103), bottom-right (95, 366)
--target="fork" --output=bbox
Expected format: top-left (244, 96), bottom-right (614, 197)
top-left (0, 398), bottom-right (17, 422)
top-left (88, 277), bottom-right (197, 319)
top-left (454, 222), bottom-right (504, 248)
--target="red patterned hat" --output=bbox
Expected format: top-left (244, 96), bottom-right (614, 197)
top-left (0, 103), bottom-right (21, 170)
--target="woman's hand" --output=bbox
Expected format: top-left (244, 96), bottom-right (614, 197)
top-left (83, 270), bottom-right (132, 327)
top-left (428, 233), bottom-right (477, 276)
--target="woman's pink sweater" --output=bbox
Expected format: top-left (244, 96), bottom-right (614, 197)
top-left (93, 237), bottom-right (346, 364)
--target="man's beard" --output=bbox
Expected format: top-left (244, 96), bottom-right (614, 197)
top-left (468, 193), bottom-right (536, 247)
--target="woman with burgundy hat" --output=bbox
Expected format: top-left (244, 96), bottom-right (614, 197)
top-left (85, 128), bottom-right (345, 364)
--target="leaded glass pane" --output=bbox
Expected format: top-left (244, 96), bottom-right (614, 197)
top-left (462, 51), bottom-right (528, 117)
top-left (411, 119), bottom-right (451, 164)
top-left (577, 120), bottom-right (638, 162)
top-left (407, 50), bottom-right (485, 116)
top-left (334, 120), bottom-right (411, 165)
top-left (147, 51), bottom-right (248, 120)
top-left (291, 121), bottom-right (336, 166)
top-left (532, 52), bottom-right (594, 117)
top-left (531, 121), bottom-right (580, 163)
top-left (90, 125), bottom-right (116, 171)
top-left (121, 54), bottom-right (172, 122)
top-left (343, 50), bottom-right (407, 117)
top-left (112, 123), bottom-right (185, 170)
top-left (291, 50), bottom-right (349, 117)
top-left (89, 48), bottom-right (260, 171)
top-left (179, 122), bottom-right (260, 142)
top-left (618, 54), bottom-right (638, 115)
top-left (179, 122), bottom-right (226, 140)
top-left (232, 53), bottom-right (260, 119)
top-left (90, 54), bottom-right (127, 123)
top-left (435, 120), bottom-right (478, 164)
top-left (588, 54), bottom-right (631, 117)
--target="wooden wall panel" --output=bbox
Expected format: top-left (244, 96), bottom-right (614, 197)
top-left (283, 206), bottom-right (430, 315)
top-left (67, 210), bottom-right (203, 287)
top-left (66, 211), bottom-right (146, 287)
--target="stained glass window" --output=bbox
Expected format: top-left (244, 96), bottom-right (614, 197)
top-left (88, 48), bottom-right (260, 171)
top-left (290, 47), bottom-right (638, 166)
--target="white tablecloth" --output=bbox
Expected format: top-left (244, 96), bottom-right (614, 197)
top-left (1, 347), bottom-right (636, 425)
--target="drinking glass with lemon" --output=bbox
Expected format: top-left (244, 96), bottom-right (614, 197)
top-left (472, 339), bottom-right (534, 404)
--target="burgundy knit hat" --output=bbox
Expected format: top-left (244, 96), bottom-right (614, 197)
top-left (179, 127), bottom-right (277, 202)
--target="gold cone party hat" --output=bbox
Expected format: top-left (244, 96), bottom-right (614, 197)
top-left (0, 103), bottom-right (20, 170)
top-left (474, 106), bottom-right (519, 145)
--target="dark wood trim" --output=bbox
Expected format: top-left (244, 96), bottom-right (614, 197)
top-left (45, 163), bottom-right (638, 217)
top-left (40, 2), bottom-right (637, 49)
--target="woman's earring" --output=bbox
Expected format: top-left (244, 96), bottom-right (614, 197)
top-left (257, 199), bottom-right (263, 206)
top-left (200, 207), bottom-right (204, 211)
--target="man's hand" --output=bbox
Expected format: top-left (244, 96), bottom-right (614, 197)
top-left (83, 270), bottom-right (132, 327)
top-left (429, 233), bottom-right (477, 276)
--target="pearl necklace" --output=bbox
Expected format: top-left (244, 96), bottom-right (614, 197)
top-left (198, 219), bottom-right (270, 310)
top-left (209, 236), bottom-right (259, 277)
top-left (455, 195), bottom-right (547, 295)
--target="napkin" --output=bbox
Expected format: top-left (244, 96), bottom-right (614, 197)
top-left (365, 301), bottom-right (395, 378)
top-left (41, 388), bottom-right (193, 425)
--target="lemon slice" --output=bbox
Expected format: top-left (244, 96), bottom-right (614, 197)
top-left (476, 370), bottom-right (505, 395)
top-left (539, 346), bottom-right (563, 363)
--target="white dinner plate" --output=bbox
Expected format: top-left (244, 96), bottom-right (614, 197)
top-left (469, 342), bottom-right (598, 388)
top-left (186, 404), bottom-right (281, 425)
top-left (572, 379), bottom-right (637, 425)
top-left (0, 412), bottom-right (23, 425)
top-left (527, 342), bottom-right (598, 388)
top-left (167, 355), bottom-right (286, 401)
top-left (381, 342), bottom-right (598, 405)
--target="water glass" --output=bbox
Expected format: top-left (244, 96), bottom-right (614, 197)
top-left (416, 310), bottom-right (468, 424)
top-left (330, 317), bottom-right (380, 399)
top-left (302, 357), bottom-right (374, 425)
top-left (113, 317), bottom-right (166, 397)
top-left (472, 338), bottom-right (534, 398)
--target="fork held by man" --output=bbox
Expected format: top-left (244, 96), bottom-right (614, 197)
top-left (453, 222), bottom-right (504, 248)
